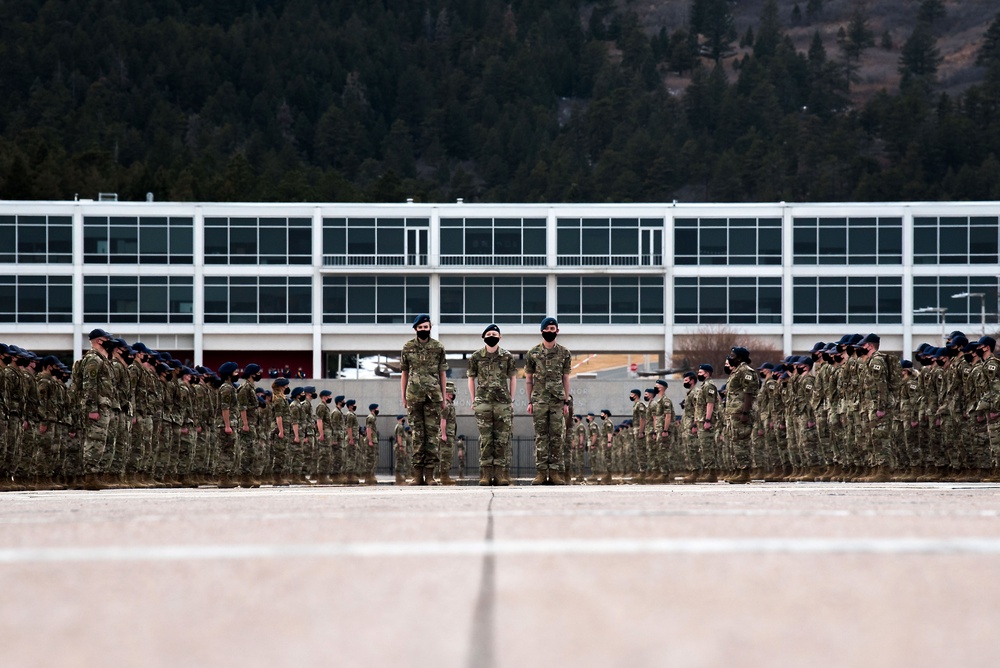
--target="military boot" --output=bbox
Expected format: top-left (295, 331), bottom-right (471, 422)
top-left (682, 470), bottom-right (700, 484)
top-left (530, 470), bottom-right (547, 485)
top-left (600, 470), bottom-right (613, 485)
top-left (424, 467), bottom-right (439, 486)
top-left (395, 472), bottom-right (406, 485)
top-left (727, 468), bottom-right (751, 484)
top-left (478, 466), bottom-right (493, 486)
top-left (408, 469), bottom-right (426, 486)
top-left (497, 467), bottom-right (511, 486)
top-left (363, 473), bottom-right (377, 486)
top-left (703, 469), bottom-right (719, 483)
top-left (549, 470), bottom-right (568, 485)
top-left (439, 471), bottom-right (457, 486)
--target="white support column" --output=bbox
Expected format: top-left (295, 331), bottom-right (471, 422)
top-left (72, 205), bottom-right (84, 360)
top-left (546, 207), bottom-right (557, 268)
top-left (781, 203), bottom-right (794, 355)
top-left (312, 207), bottom-right (323, 377)
top-left (429, 207), bottom-right (441, 268)
top-left (901, 207), bottom-right (914, 356)
top-left (663, 209), bottom-right (674, 365)
top-left (193, 207), bottom-right (205, 366)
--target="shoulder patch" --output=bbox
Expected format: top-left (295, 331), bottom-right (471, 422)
top-left (744, 374), bottom-right (753, 382)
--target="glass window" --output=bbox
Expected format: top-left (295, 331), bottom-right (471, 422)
top-left (84, 275), bottom-right (194, 324)
top-left (206, 217), bottom-right (311, 265)
top-left (674, 277), bottom-right (782, 325)
top-left (913, 216), bottom-right (999, 265)
top-left (323, 276), bottom-right (429, 324)
top-left (440, 276), bottom-right (546, 324)
top-left (674, 217), bottom-right (780, 266)
top-left (324, 217), bottom-right (426, 266)
top-left (203, 276), bottom-right (311, 325)
top-left (558, 218), bottom-right (658, 266)
top-left (913, 276), bottom-right (1000, 327)
top-left (794, 276), bottom-right (901, 324)
top-left (558, 276), bottom-right (664, 324)
top-left (794, 217), bottom-right (901, 265)
top-left (0, 275), bottom-right (71, 323)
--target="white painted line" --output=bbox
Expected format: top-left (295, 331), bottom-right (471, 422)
top-left (2, 538), bottom-right (1000, 564)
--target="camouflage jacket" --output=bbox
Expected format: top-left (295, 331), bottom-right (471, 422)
top-left (401, 337), bottom-right (448, 403)
top-left (525, 342), bottom-right (571, 404)
top-left (468, 346), bottom-right (516, 404)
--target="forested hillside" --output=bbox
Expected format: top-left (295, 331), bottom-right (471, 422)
top-left (3, 0), bottom-right (1000, 203)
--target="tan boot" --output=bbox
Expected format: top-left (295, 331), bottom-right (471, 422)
top-left (424, 467), bottom-right (439, 486)
top-left (703, 469), bottom-right (719, 483)
top-left (408, 469), bottom-right (426, 486)
top-left (530, 470), bottom-right (547, 485)
top-left (479, 465), bottom-right (493, 486)
top-left (497, 467), bottom-right (511, 486)
top-left (728, 468), bottom-right (751, 484)
top-left (364, 473), bottom-right (377, 486)
top-left (439, 471), bottom-right (456, 486)
top-left (549, 470), bottom-right (567, 485)
top-left (395, 472), bottom-right (406, 485)
top-left (600, 471), bottom-right (612, 485)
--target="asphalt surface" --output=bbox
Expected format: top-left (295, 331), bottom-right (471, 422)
top-left (2, 481), bottom-right (999, 668)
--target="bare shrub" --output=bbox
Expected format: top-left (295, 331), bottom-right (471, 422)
top-left (671, 326), bottom-right (783, 376)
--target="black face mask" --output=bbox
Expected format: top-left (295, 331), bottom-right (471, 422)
top-left (541, 331), bottom-right (557, 343)
top-left (683, 380), bottom-right (693, 389)
top-left (484, 336), bottom-right (500, 348)
top-left (374, 410), bottom-right (379, 416)
top-left (253, 373), bottom-right (263, 382)
top-left (697, 374), bottom-right (707, 382)
top-left (416, 329), bottom-right (430, 341)
top-left (630, 395), bottom-right (637, 402)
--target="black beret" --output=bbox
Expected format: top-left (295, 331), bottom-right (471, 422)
top-left (901, 359), bottom-right (913, 369)
top-left (482, 323), bottom-right (500, 337)
top-left (369, 403), bottom-right (379, 410)
top-left (630, 388), bottom-right (641, 396)
top-left (244, 363), bottom-right (261, 376)
top-left (320, 390), bottom-right (332, 397)
top-left (645, 388), bottom-right (657, 395)
top-left (218, 362), bottom-right (239, 376)
top-left (412, 313), bottom-right (431, 328)
top-left (303, 385), bottom-right (316, 394)
top-left (273, 378), bottom-right (289, 387)
top-left (334, 395), bottom-right (345, 403)
top-left (540, 317), bottom-right (558, 330)
top-left (345, 399), bottom-right (356, 406)
top-left (698, 364), bottom-right (713, 374)
top-left (730, 346), bottom-right (750, 358)
top-left (655, 379), bottom-right (668, 388)
top-left (682, 371), bottom-right (696, 379)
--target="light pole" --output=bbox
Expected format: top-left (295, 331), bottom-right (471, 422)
top-left (951, 291), bottom-right (986, 337)
top-left (914, 306), bottom-right (948, 339)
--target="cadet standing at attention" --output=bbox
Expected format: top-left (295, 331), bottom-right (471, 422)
top-left (525, 317), bottom-right (572, 485)
top-left (400, 313), bottom-right (448, 486)
top-left (438, 384), bottom-right (458, 485)
top-left (364, 403), bottom-right (380, 486)
top-left (467, 323), bottom-right (517, 486)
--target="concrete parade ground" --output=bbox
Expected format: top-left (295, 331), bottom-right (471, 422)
top-left (1, 481), bottom-right (999, 668)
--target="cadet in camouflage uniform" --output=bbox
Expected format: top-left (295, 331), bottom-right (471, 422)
top-left (364, 402), bottom-right (381, 486)
top-left (400, 313), bottom-right (448, 486)
top-left (857, 333), bottom-right (897, 482)
top-left (331, 395), bottom-right (346, 483)
top-left (268, 378), bottom-right (291, 485)
top-left (216, 362), bottom-right (241, 487)
top-left (692, 364), bottom-right (719, 483)
top-left (630, 389), bottom-right (648, 481)
top-left (74, 331), bottom-right (117, 490)
top-left (721, 347), bottom-right (758, 484)
top-left (598, 409), bottom-right (614, 484)
top-left (438, 385), bottom-right (457, 485)
top-left (467, 324), bottom-right (516, 486)
top-left (343, 399), bottom-right (360, 485)
top-left (393, 415), bottom-right (408, 484)
top-left (653, 379), bottom-right (675, 483)
top-left (525, 317), bottom-right (572, 485)
top-left (315, 389), bottom-right (335, 484)
top-left (236, 364), bottom-right (262, 487)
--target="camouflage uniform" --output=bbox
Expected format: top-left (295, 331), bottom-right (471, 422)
top-left (400, 335), bottom-right (448, 471)
top-left (468, 345), bottom-right (516, 470)
top-left (364, 410), bottom-right (380, 481)
top-left (525, 341), bottom-right (571, 474)
top-left (694, 379), bottom-right (719, 472)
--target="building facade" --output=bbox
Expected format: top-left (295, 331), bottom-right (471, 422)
top-left (2, 199), bottom-right (998, 375)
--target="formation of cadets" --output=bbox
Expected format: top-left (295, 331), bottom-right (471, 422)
top-left (3, 326), bottom-right (999, 491)
top-left (566, 331), bottom-right (1000, 484)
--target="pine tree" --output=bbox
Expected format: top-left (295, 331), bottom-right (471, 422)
top-left (899, 21), bottom-right (943, 89)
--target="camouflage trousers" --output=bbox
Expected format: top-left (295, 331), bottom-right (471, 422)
top-left (793, 416), bottom-right (820, 468)
top-left (473, 399), bottom-right (511, 467)
top-left (363, 440), bottom-right (379, 477)
top-left (129, 416), bottom-right (153, 475)
top-left (697, 424), bottom-right (718, 470)
top-left (407, 399), bottom-right (441, 470)
top-left (217, 428), bottom-right (239, 476)
top-left (394, 445), bottom-right (409, 476)
top-left (727, 414), bottom-right (754, 470)
top-left (531, 401), bottom-right (565, 472)
top-left (82, 411), bottom-right (111, 475)
top-left (315, 434), bottom-right (335, 477)
top-left (237, 427), bottom-right (258, 476)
